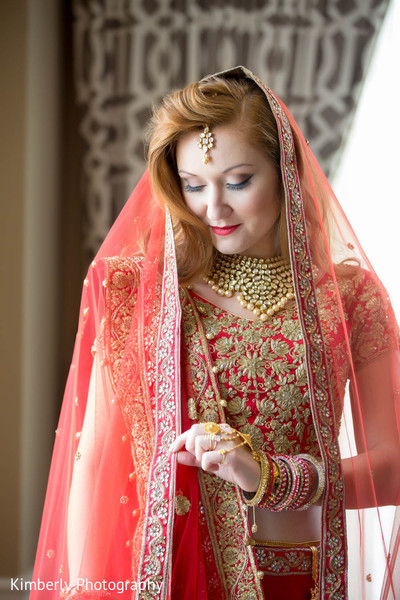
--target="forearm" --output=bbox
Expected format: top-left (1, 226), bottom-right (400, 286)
top-left (66, 352), bottom-right (108, 583)
top-left (67, 455), bottom-right (95, 583)
top-left (342, 445), bottom-right (400, 509)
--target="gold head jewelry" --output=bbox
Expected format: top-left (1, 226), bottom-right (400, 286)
top-left (198, 125), bottom-right (214, 164)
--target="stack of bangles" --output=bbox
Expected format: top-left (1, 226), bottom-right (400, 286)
top-left (242, 452), bottom-right (325, 513)
top-left (203, 423), bottom-right (325, 515)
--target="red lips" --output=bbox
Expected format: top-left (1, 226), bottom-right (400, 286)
top-left (210, 224), bottom-right (241, 236)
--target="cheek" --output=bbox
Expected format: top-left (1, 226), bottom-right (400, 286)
top-left (243, 190), bottom-right (278, 220)
top-left (183, 194), bottom-right (203, 217)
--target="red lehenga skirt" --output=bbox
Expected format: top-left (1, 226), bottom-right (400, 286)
top-left (256, 541), bottom-right (319, 600)
top-left (171, 462), bottom-right (319, 600)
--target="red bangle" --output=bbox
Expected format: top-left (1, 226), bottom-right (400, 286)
top-left (291, 456), bottom-right (312, 509)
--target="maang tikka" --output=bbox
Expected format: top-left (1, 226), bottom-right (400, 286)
top-left (198, 125), bottom-right (215, 164)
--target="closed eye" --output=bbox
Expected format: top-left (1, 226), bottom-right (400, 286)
top-left (183, 174), bottom-right (253, 193)
top-left (226, 175), bottom-right (253, 190)
top-left (183, 183), bottom-right (205, 193)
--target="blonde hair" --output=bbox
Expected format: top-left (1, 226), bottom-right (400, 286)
top-left (146, 75), bottom-right (330, 282)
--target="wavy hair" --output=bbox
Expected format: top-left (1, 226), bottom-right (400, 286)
top-left (146, 75), bottom-right (330, 282)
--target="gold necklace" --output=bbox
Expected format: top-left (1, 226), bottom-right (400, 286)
top-left (204, 253), bottom-right (294, 321)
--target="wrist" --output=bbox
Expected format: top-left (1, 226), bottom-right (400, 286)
top-left (240, 453), bottom-right (262, 494)
top-left (242, 452), bottom-right (274, 505)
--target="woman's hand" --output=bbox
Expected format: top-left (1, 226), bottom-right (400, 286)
top-left (169, 423), bottom-right (261, 493)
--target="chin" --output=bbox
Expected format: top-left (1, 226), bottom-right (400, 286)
top-left (211, 237), bottom-right (244, 256)
top-left (213, 243), bottom-right (242, 255)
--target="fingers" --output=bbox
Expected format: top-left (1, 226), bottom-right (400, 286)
top-left (176, 450), bottom-right (199, 467)
top-left (176, 448), bottom-right (223, 472)
top-left (168, 430), bottom-right (190, 454)
top-left (169, 424), bottom-right (204, 453)
top-left (169, 423), bottom-right (232, 474)
top-left (201, 449), bottom-right (224, 472)
top-left (194, 433), bottom-right (214, 462)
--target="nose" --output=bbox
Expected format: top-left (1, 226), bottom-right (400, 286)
top-left (206, 185), bottom-right (231, 222)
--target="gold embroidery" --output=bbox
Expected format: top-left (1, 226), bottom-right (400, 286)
top-left (105, 256), bottom-right (143, 389)
top-left (252, 76), bottom-right (346, 596)
top-left (255, 547), bottom-right (314, 574)
top-left (104, 257), bottom-right (155, 486)
top-left (136, 212), bottom-right (183, 598)
top-left (199, 471), bottom-right (263, 600)
top-left (175, 494), bottom-right (191, 516)
top-left (315, 268), bottom-right (394, 425)
top-left (180, 291), bottom-right (269, 599)
top-left (184, 292), bottom-right (320, 458)
top-left (272, 92), bottom-right (345, 596)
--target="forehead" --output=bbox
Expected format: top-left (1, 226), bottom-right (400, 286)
top-left (176, 124), bottom-right (267, 173)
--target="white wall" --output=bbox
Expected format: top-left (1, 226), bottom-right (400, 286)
top-left (333, 0), bottom-right (400, 316)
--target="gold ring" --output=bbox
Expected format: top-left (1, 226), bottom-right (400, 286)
top-left (204, 422), bottom-right (222, 449)
top-left (208, 437), bottom-right (217, 451)
top-left (204, 422), bottom-right (220, 436)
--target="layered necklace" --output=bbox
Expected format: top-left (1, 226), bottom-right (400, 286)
top-left (204, 252), bottom-right (294, 321)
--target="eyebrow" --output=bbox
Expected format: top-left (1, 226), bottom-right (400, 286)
top-left (178, 163), bottom-right (254, 176)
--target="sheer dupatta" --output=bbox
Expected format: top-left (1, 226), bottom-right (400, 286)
top-left (31, 67), bottom-right (400, 600)
top-left (30, 172), bottom-right (181, 599)
top-left (236, 67), bottom-right (400, 598)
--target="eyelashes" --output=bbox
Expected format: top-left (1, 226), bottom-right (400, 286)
top-left (183, 175), bottom-right (253, 193)
top-left (226, 175), bottom-right (253, 190)
top-left (183, 183), bottom-right (205, 193)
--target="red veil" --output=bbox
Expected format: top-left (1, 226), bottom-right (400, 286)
top-left (31, 67), bottom-right (400, 599)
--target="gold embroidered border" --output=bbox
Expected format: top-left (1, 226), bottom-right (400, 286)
top-left (136, 213), bottom-right (182, 599)
top-left (184, 290), bottom-right (264, 600)
top-left (255, 546), bottom-right (315, 575)
top-left (249, 71), bottom-right (347, 599)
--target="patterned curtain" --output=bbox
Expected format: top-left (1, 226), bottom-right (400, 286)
top-left (72, 0), bottom-right (390, 263)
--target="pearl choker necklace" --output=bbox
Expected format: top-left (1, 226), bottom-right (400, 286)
top-left (204, 253), bottom-right (294, 321)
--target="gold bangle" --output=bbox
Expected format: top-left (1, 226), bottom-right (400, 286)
top-left (243, 451), bottom-right (271, 507)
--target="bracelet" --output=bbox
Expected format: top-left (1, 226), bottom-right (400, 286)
top-left (242, 451), bottom-right (273, 535)
top-left (264, 454), bottom-right (315, 511)
top-left (267, 454), bottom-right (325, 511)
top-left (242, 451), bottom-right (271, 506)
top-left (291, 456), bottom-right (311, 509)
top-left (264, 453), bottom-right (276, 499)
top-left (256, 455), bottom-right (280, 509)
top-left (265, 455), bottom-right (288, 510)
top-left (296, 454), bottom-right (325, 510)
top-left (276, 455), bottom-right (299, 510)
top-left (272, 456), bottom-right (293, 510)
top-left (218, 439), bottom-right (248, 463)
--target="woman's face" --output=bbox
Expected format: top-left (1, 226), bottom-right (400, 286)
top-left (176, 123), bottom-right (281, 258)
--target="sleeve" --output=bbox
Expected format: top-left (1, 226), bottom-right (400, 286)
top-left (101, 256), bottom-right (143, 390)
top-left (348, 269), bottom-right (398, 370)
top-left (31, 256), bottom-right (145, 599)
